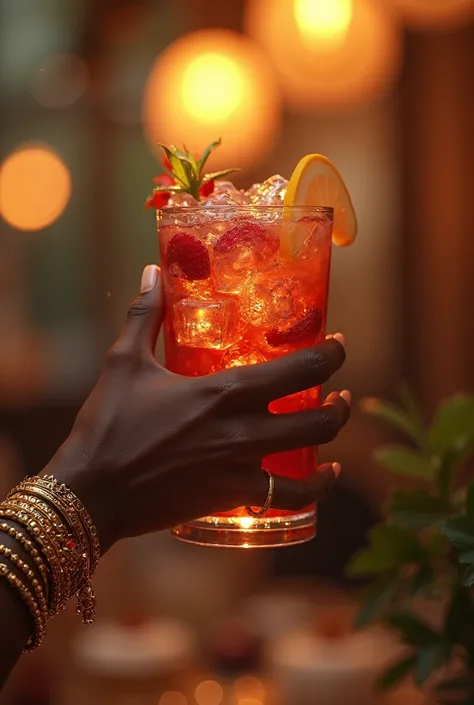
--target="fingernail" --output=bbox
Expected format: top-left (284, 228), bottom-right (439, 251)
top-left (340, 389), bottom-right (351, 405)
top-left (333, 332), bottom-right (345, 347)
top-left (332, 462), bottom-right (342, 478)
top-left (141, 265), bottom-right (157, 293)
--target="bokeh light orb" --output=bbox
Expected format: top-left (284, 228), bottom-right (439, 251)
top-left (143, 29), bottom-right (281, 170)
top-left (245, 0), bottom-right (403, 113)
top-left (32, 53), bottom-right (88, 109)
top-left (383, 0), bottom-right (474, 29)
top-left (0, 144), bottom-right (71, 231)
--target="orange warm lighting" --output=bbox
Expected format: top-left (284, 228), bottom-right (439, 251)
top-left (0, 145), bottom-right (71, 231)
top-left (159, 692), bottom-right (187, 705)
top-left (294, 0), bottom-right (353, 50)
top-left (194, 680), bottom-right (224, 705)
top-left (384, 0), bottom-right (474, 29)
top-left (143, 29), bottom-right (281, 170)
top-left (245, 0), bottom-right (402, 112)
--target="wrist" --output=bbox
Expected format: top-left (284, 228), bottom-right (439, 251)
top-left (42, 436), bottom-right (116, 555)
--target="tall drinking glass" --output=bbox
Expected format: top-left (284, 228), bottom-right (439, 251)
top-left (158, 205), bottom-right (333, 548)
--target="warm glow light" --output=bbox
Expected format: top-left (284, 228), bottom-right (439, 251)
top-left (294, 0), bottom-right (353, 49)
top-left (143, 29), bottom-right (281, 170)
top-left (194, 680), bottom-right (224, 705)
top-left (383, 0), bottom-right (474, 29)
top-left (237, 517), bottom-right (255, 530)
top-left (159, 692), bottom-right (187, 705)
top-left (0, 145), bottom-right (71, 231)
top-left (182, 53), bottom-right (245, 123)
top-left (234, 676), bottom-right (266, 701)
top-left (245, 0), bottom-right (402, 112)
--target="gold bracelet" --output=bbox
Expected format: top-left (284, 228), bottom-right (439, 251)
top-left (13, 493), bottom-right (85, 594)
top-left (0, 521), bottom-right (50, 604)
top-left (9, 476), bottom-right (100, 625)
top-left (0, 544), bottom-right (48, 628)
top-left (0, 507), bottom-right (68, 616)
top-left (16, 476), bottom-right (101, 573)
top-left (0, 563), bottom-right (46, 651)
top-left (3, 500), bottom-right (73, 610)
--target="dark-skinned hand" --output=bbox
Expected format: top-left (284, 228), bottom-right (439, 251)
top-left (46, 265), bottom-right (350, 553)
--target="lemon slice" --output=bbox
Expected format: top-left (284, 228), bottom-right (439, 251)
top-left (284, 154), bottom-right (357, 247)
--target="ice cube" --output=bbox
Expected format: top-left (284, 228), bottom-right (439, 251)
top-left (297, 216), bottom-right (333, 259)
top-left (173, 297), bottom-right (238, 349)
top-left (241, 274), bottom-right (305, 328)
top-left (212, 221), bottom-right (279, 293)
top-left (201, 192), bottom-right (240, 207)
top-left (167, 192), bottom-right (199, 207)
top-left (246, 175), bottom-right (288, 205)
top-left (221, 342), bottom-right (266, 369)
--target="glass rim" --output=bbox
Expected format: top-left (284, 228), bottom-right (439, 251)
top-left (159, 204), bottom-right (334, 217)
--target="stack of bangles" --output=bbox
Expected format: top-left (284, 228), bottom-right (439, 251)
top-left (0, 475), bottom-right (100, 651)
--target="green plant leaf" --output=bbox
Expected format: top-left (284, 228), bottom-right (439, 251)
top-left (360, 397), bottom-right (426, 446)
top-left (444, 585), bottom-right (473, 645)
top-left (388, 489), bottom-right (451, 529)
top-left (201, 168), bottom-right (240, 184)
top-left (441, 516), bottom-right (474, 561)
top-left (388, 611), bottom-right (438, 648)
top-left (354, 576), bottom-right (400, 628)
top-left (415, 643), bottom-right (448, 685)
top-left (429, 394), bottom-right (474, 457)
top-left (158, 144), bottom-right (193, 188)
top-left (375, 654), bottom-right (417, 690)
top-left (463, 564), bottom-right (474, 587)
top-left (409, 566), bottom-right (435, 596)
top-left (347, 525), bottom-right (424, 577)
top-left (374, 445), bottom-right (436, 480)
top-left (198, 138), bottom-right (222, 173)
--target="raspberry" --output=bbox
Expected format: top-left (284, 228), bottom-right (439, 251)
top-left (153, 173), bottom-right (175, 187)
top-left (166, 232), bottom-right (211, 281)
top-left (199, 179), bottom-right (215, 198)
top-left (266, 308), bottom-right (322, 347)
top-left (145, 191), bottom-right (169, 209)
top-left (214, 221), bottom-right (279, 258)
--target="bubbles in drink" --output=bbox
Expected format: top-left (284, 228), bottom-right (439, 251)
top-left (173, 297), bottom-right (238, 349)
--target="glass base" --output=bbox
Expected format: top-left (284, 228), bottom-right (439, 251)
top-left (171, 509), bottom-right (316, 548)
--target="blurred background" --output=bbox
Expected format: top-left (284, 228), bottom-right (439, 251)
top-left (0, 0), bottom-right (473, 703)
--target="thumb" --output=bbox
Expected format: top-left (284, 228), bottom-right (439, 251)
top-left (119, 265), bottom-right (164, 358)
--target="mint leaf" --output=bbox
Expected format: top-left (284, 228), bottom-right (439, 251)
top-left (388, 489), bottom-right (451, 529)
top-left (158, 144), bottom-right (193, 188)
top-left (354, 576), bottom-right (400, 628)
top-left (198, 138), bottom-right (222, 173)
top-left (429, 393), bottom-right (474, 457)
top-left (376, 654), bottom-right (417, 690)
top-left (360, 397), bottom-right (426, 447)
top-left (202, 168), bottom-right (240, 184)
top-left (347, 525), bottom-right (424, 577)
top-left (388, 611), bottom-right (438, 648)
top-left (374, 445), bottom-right (436, 480)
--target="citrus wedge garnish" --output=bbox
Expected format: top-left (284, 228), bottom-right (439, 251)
top-left (284, 154), bottom-right (357, 247)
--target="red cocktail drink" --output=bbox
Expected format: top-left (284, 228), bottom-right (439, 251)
top-left (158, 204), bottom-right (333, 547)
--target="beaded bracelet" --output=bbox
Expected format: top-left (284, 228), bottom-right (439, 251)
top-left (0, 563), bottom-right (46, 651)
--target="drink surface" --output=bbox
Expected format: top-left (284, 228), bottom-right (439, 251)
top-left (158, 205), bottom-right (332, 519)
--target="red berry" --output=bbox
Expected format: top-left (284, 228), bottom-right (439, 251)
top-left (153, 173), bottom-right (175, 187)
top-left (166, 232), bottom-right (211, 281)
top-left (200, 179), bottom-right (215, 198)
top-left (145, 191), bottom-right (169, 209)
top-left (214, 221), bottom-right (278, 258)
top-left (266, 308), bottom-right (322, 347)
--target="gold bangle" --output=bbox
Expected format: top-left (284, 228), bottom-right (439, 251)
top-left (12, 476), bottom-right (100, 625)
top-left (0, 563), bottom-right (47, 651)
top-left (0, 507), bottom-right (68, 616)
top-left (0, 544), bottom-right (48, 628)
top-left (16, 476), bottom-right (101, 574)
top-left (0, 521), bottom-right (50, 604)
top-left (13, 493), bottom-right (85, 594)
